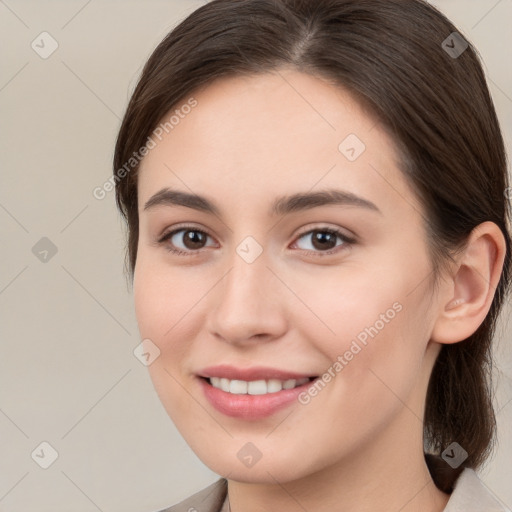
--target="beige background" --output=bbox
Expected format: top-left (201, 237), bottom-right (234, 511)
top-left (0, 1), bottom-right (511, 511)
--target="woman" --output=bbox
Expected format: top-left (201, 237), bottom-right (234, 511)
top-left (113, 0), bottom-right (511, 510)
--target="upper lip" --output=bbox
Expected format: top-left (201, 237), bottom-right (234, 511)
top-left (198, 365), bottom-right (317, 381)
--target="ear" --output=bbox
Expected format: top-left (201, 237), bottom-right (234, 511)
top-left (430, 221), bottom-right (507, 344)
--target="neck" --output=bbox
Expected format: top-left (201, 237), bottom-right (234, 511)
top-left (226, 410), bottom-right (450, 512)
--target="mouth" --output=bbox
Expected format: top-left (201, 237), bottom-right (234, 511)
top-left (196, 366), bottom-right (320, 419)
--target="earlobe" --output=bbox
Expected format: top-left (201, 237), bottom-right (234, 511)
top-left (430, 221), bottom-right (506, 345)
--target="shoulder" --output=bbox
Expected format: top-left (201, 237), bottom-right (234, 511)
top-left (444, 468), bottom-right (511, 511)
top-left (154, 478), bottom-right (228, 512)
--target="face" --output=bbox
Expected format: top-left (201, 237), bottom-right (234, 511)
top-left (134, 69), bottom-right (443, 483)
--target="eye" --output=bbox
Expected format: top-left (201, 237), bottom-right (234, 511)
top-left (158, 226), bottom-right (216, 256)
top-left (157, 225), bottom-right (355, 257)
top-left (291, 227), bottom-right (355, 256)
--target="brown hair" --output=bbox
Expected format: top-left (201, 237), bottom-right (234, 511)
top-left (113, 0), bottom-right (511, 492)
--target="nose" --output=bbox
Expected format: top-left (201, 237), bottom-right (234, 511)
top-left (206, 246), bottom-right (288, 346)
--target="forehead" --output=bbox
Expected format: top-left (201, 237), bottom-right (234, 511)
top-left (137, 69), bottom-right (422, 218)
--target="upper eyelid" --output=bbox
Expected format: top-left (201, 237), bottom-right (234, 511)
top-left (159, 223), bottom-right (353, 238)
top-left (295, 224), bottom-right (353, 238)
top-left (158, 223), bottom-right (213, 242)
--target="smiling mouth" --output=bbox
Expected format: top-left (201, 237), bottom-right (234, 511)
top-left (200, 376), bottom-right (317, 395)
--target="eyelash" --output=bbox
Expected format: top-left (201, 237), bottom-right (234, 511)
top-left (157, 224), bottom-right (356, 258)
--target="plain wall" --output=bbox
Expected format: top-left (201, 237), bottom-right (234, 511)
top-left (0, 1), bottom-right (511, 510)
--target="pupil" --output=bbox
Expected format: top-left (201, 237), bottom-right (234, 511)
top-left (313, 231), bottom-right (336, 250)
top-left (185, 230), bottom-right (205, 249)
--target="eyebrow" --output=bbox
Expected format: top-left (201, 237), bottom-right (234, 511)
top-left (143, 187), bottom-right (382, 217)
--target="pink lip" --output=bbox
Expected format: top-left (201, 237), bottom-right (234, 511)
top-left (197, 365), bottom-right (318, 420)
top-left (198, 364), bottom-right (316, 381)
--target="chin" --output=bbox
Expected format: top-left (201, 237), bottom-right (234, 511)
top-left (211, 462), bottom-right (308, 484)
top-left (189, 441), bottom-right (325, 485)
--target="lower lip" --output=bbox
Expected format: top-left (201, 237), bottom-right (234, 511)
top-left (199, 377), bottom-right (316, 420)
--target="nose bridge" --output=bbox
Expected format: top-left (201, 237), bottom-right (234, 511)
top-left (207, 235), bottom-right (287, 343)
top-left (222, 231), bottom-right (270, 300)
top-left (220, 239), bottom-right (272, 315)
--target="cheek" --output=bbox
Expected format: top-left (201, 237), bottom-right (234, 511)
top-left (133, 256), bottom-right (197, 353)
top-left (134, 261), bottom-right (197, 426)
top-left (133, 265), bottom-right (192, 426)
top-left (133, 256), bottom-right (212, 408)
top-left (304, 257), bottom-right (433, 408)
top-left (295, 264), bottom-right (407, 355)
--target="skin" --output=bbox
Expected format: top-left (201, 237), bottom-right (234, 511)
top-left (134, 68), bottom-right (506, 512)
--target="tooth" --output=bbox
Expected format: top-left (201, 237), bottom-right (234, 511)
top-left (282, 379), bottom-right (297, 390)
top-left (209, 377), bottom-right (310, 394)
top-left (247, 380), bottom-right (267, 395)
top-left (230, 379), bottom-right (248, 394)
top-left (220, 378), bottom-right (230, 392)
top-left (266, 379), bottom-right (283, 393)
